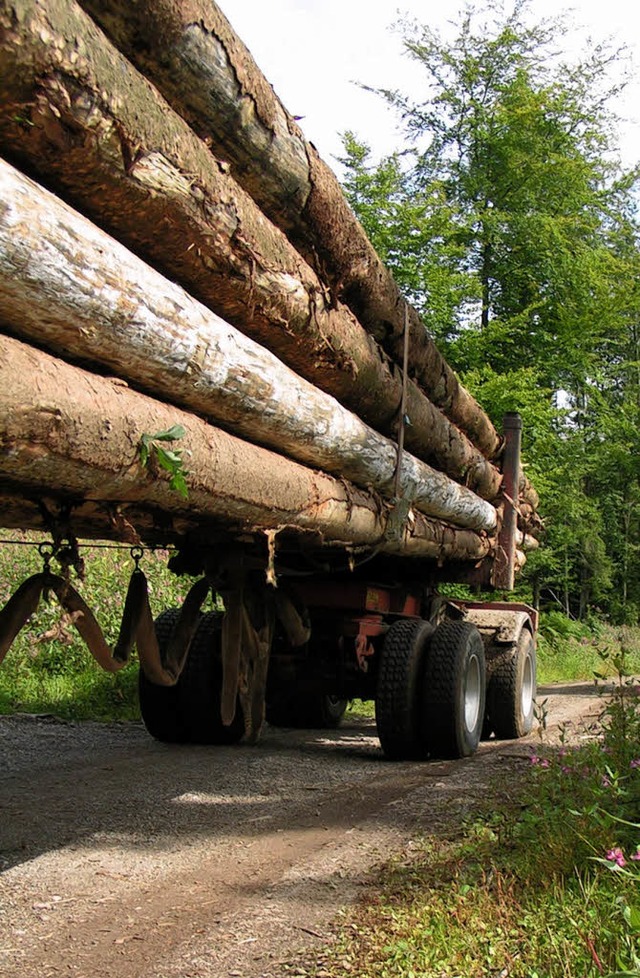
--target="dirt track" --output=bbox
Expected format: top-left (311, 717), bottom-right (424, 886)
top-left (0, 683), bottom-right (602, 978)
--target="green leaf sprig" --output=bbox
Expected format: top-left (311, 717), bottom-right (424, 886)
top-left (139, 425), bottom-right (189, 499)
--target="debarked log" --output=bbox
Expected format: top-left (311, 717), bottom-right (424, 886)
top-left (77, 0), bottom-right (502, 460)
top-left (0, 334), bottom-right (492, 564)
top-left (0, 0), bottom-right (502, 502)
top-left (0, 159), bottom-right (496, 534)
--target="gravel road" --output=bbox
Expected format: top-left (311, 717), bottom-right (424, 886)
top-left (0, 683), bottom-right (602, 978)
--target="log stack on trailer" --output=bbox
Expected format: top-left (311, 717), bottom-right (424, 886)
top-left (0, 0), bottom-right (542, 758)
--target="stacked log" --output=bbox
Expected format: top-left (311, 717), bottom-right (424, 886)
top-left (77, 0), bottom-right (502, 461)
top-left (0, 0), bottom-right (506, 501)
top-left (0, 0), bottom-right (541, 578)
top-left (74, 0), bottom-right (542, 512)
top-left (0, 334), bottom-right (492, 563)
top-left (0, 161), bottom-right (495, 534)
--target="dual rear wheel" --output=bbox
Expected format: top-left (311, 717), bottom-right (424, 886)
top-left (376, 618), bottom-right (486, 760)
top-left (139, 610), bottom-right (348, 742)
top-left (139, 609), bottom-right (535, 756)
top-left (375, 618), bottom-right (535, 760)
top-left (485, 629), bottom-right (536, 740)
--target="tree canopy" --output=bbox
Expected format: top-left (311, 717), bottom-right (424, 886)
top-left (340, 0), bottom-right (640, 621)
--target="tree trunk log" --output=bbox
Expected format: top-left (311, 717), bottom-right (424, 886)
top-left (0, 334), bottom-right (492, 564)
top-left (0, 0), bottom-right (502, 503)
top-left (77, 0), bottom-right (502, 461)
top-left (0, 159), bottom-right (497, 534)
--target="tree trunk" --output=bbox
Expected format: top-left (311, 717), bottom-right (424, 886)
top-left (0, 0), bottom-right (502, 503)
top-left (77, 0), bottom-right (503, 461)
top-left (481, 220), bottom-right (491, 331)
top-left (0, 159), bottom-right (497, 534)
top-left (0, 334), bottom-right (492, 565)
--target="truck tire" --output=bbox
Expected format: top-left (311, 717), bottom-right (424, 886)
top-left (266, 693), bottom-right (347, 729)
top-left (138, 609), bottom-right (186, 743)
top-left (422, 620), bottom-right (486, 759)
top-left (138, 609), bottom-right (245, 745)
top-left (178, 611), bottom-right (245, 745)
top-left (486, 629), bottom-right (536, 739)
top-left (312, 694), bottom-right (349, 728)
top-left (375, 618), bottom-right (434, 760)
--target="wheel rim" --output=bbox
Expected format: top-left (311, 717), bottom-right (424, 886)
top-left (464, 653), bottom-right (482, 732)
top-left (521, 648), bottom-right (535, 718)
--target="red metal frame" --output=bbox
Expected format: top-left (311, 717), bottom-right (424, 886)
top-left (294, 581), bottom-right (420, 617)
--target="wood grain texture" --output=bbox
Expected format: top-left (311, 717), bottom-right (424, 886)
top-left (0, 333), bottom-right (492, 563)
top-left (0, 160), bottom-right (497, 533)
top-left (0, 0), bottom-right (503, 502)
top-left (78, 0), bottom-right (503, 460)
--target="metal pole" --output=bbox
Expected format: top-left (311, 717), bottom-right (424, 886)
top-left (493, 413), bottom-right (522, 591)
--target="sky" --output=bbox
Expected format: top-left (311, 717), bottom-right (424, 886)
top-left (220, 0), bottom-right (640, 176)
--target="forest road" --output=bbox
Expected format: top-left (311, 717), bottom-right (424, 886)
top-left (0, 682), bottom-right (602, 978)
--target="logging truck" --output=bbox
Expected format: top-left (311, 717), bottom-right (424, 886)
top-left (0, 0), bottom-right (541, 759)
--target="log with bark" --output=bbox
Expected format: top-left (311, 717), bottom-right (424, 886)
top-left (0, 0), bottom-right (503, 503)
top-left (0, 333), bottom-right (492, 565)
top-left (77, 0), bottom-right (502, 460)
top-left (0, 158), bottom-right (496, 535)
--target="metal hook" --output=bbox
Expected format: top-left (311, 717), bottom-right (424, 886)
top-left (38, 542), bottom-right (55, 602)
top-left (130, 545), bottom-right (144, 572)
top-left (38, 542), bottom-right (54, 572)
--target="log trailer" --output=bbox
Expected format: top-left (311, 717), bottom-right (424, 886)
top-left (0, 0), bottom-right (542, 760)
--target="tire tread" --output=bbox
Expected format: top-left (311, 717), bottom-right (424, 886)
top-left (375, 618), bottom-right (433, 760)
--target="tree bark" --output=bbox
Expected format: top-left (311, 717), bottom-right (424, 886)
top-left (0, 159), bottom-right (496, 534)
top-left (0, 334), bottom-right (492, 565)
top-left (0, 0), bottom-right (502, 502)
top-left (77, 0), bottom-right (503, 461)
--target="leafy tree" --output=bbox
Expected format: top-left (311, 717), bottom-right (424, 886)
top-left (341, 0), bottom-right (640, 619)
top-left (339, 133), bottom-right (477, 346)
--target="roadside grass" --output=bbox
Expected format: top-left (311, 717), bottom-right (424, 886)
top-left (0, 534), bottom-right (188, 719)
top-left (537, 610), bottom-right (640, 683)
top-left (298, 651), bottom-right (640, 978)
top-left (303, 821), bottom-right (639, 978)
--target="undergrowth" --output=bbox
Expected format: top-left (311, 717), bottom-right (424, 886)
top-left (537, 611), bottom-right (640, 683)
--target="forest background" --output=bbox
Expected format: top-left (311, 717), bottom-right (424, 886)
top-left (336, 0), bottom-right (640, 625)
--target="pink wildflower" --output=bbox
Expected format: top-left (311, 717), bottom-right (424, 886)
top-left (606, 847), bottom-right (627, 868)
top-left (530, 755), bottom-right (540, 766)
top-left (540, 759), bottom-right (550, 768)
top-left (602, 776), bottom-right (612, 788)
top-left (631, 850), bottom-right (640, 862)
top-left (561, 766), bottom-right (572, 774)
top-left (630, 759), bottom-right (640, 769)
